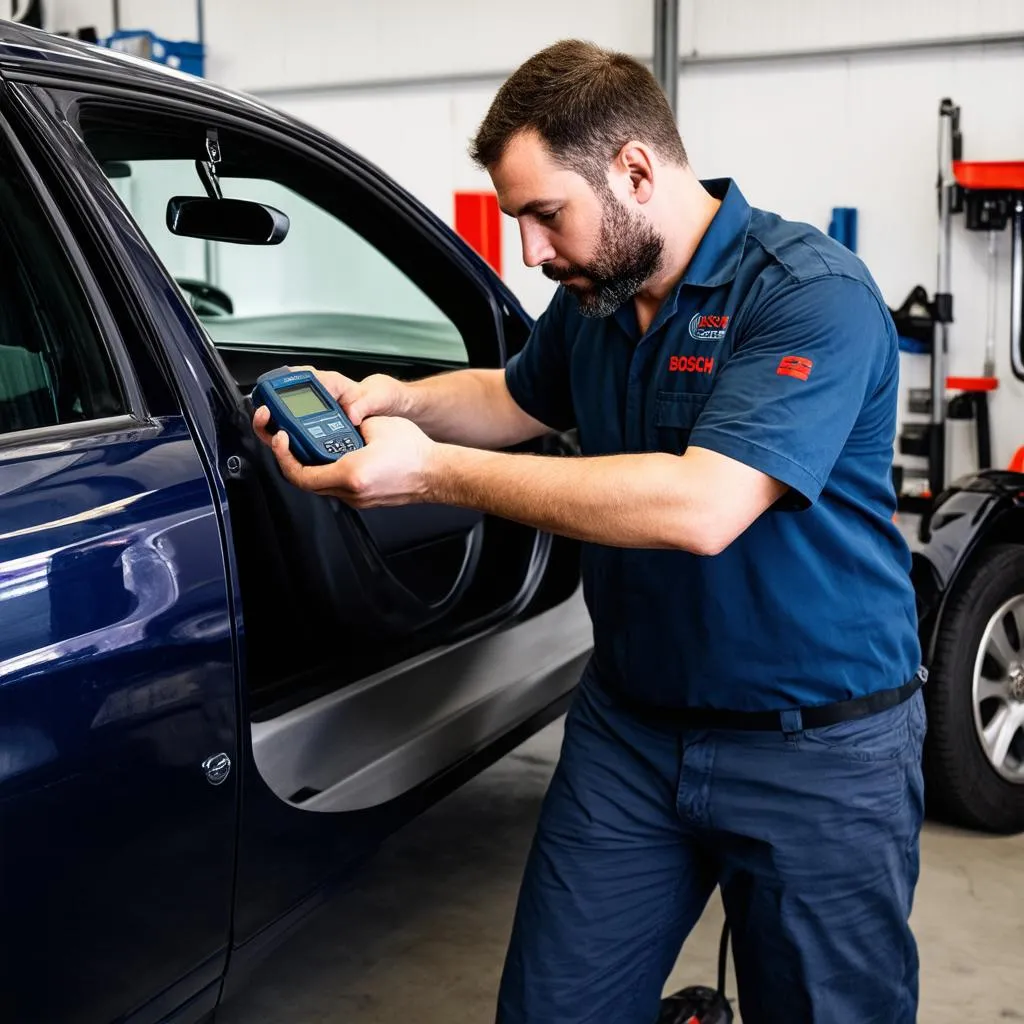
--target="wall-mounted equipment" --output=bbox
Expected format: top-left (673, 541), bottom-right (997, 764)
top-left (893, 99), bottom-right (1024, 514)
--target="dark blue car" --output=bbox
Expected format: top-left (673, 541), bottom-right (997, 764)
top-left (0, 22), bottom-right (591, 1024)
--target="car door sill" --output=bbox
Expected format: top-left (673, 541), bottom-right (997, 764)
top-left (250, 588), bottom-right (593, 812)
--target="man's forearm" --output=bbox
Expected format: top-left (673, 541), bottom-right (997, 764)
top-left (403, 369), bottom-right (549, 449)
top-left (425, 444), bottom-right (722, 554)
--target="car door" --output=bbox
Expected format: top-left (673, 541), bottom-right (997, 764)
top-left (0, 93), bottom-right (238, 1023)
top-left (12, 70), bottom-right (591, 974)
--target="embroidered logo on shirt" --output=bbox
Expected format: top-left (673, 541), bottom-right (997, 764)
top-left (777, 355), bottom-right (813, 381)
top-left (668, 355), bottom-right (715, 374)
top-left (688, 313), bottom-right (730, 342)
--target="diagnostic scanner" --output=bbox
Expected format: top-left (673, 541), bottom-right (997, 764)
top-left (252, 366), bottom-right (364, 465)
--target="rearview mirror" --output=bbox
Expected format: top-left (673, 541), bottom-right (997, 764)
top-left (166, 196), bottom-right (290, 245)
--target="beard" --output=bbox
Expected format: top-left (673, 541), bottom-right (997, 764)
top-left (542, 193), bottom-right (665, 318)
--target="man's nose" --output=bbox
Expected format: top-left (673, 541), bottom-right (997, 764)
top-left (519, 223), bottom-right (556, 268)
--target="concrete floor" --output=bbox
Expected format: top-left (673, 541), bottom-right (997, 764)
top-left (218, 717), bottom-right (1024, 1024)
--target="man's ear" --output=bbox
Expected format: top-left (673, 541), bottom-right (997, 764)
top-left (614, 141), bottom-right (655, 204)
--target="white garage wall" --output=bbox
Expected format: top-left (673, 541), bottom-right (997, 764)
top-left (46, 0), bottom-right (1024, 89)
top-left (45, 0), bottom-right (652, 86)
top-left (45, 0), bottom-right (1024, 474)
top-left (686, 0), bottom-right (1024, 55)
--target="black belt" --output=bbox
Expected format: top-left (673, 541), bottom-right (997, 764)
top-left (599, 667), bottom-right (927, 733)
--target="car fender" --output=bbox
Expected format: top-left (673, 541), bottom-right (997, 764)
top-left (913, 470), bottom-right (1024, 662)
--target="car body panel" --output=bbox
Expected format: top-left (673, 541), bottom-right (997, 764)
top-left (911, 469), bottom-right (1024, 656)
top-left (0, 419), bottom-right (239, 1024)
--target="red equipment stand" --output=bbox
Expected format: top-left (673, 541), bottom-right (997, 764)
top-left (901, 106), bottom-right (1024, 514)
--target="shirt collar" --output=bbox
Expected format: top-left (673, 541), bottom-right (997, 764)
top-left (610, 178), bottom-right (752, 340)
top-left (681, 178), bottom-right (752, 289)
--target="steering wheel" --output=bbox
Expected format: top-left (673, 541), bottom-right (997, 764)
top-left (177, 278), bottom-right (235, 318)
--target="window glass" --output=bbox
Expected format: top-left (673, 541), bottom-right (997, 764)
top-left (108, 158), bottom-right (467, 365)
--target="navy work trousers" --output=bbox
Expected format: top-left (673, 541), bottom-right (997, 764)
top-left (497, 664), bottom-right (926, 1024)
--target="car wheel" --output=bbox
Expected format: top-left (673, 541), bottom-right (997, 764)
top-left (924, 543), bottom-right (1024, 834)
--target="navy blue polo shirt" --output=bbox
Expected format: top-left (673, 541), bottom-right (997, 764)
top-left (505, 179), bottom-right (920, 711)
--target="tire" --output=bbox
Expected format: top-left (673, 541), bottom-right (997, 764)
top-left (924, 543), bottom-right (1024, 834)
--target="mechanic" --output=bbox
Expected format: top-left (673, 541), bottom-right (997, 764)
top-left (253, 39), bottom-right (926, 1024)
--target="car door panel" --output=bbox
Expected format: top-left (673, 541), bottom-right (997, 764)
top-left (0, 421), bottom-right (239, 1024)
top-left (216, 343), bottom-right (487, 600)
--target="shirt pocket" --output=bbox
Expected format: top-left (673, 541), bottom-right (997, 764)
top-left (654, 390), bottom-right (709, 455)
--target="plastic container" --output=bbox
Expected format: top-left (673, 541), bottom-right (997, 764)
top-left (953, 161), bottom-right (1024, 192)
top-left (103, 29), bottom-right (204, 78)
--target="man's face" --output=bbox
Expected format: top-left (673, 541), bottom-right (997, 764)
top-left (490, 131), bottom-right (664, 318)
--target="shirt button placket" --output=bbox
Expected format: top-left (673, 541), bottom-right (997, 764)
top-left (625, 341), bottom-right (654, 452)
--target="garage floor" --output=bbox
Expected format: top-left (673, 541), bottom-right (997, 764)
top-left (218, 717), bottom-right (1024, 1024)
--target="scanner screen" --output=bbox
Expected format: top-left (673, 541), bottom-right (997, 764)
top-left (279, 384), bottom-right (329, 418)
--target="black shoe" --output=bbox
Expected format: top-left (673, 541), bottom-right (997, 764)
top-left (657, 985), bottom-right (733, 1024)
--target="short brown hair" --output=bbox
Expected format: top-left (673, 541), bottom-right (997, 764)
top-left (470, 39), bottom-right (687, 189)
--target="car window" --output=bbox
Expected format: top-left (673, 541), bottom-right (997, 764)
top-left (106, 158), bottom-right (468, 365)
top-left (0, 146), bottom-right (124, 435)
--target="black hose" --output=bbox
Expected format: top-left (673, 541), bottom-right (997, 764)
top-left (716, 920), bottom-right (730, 997)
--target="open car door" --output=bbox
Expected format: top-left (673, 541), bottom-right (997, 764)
top-left (18, 76), bottom-right (592, 960)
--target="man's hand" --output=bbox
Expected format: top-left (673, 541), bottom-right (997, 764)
top-left (253, 407), bottom-right (437, 509)
top-left (282, 365), bottom-right (410, 426)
